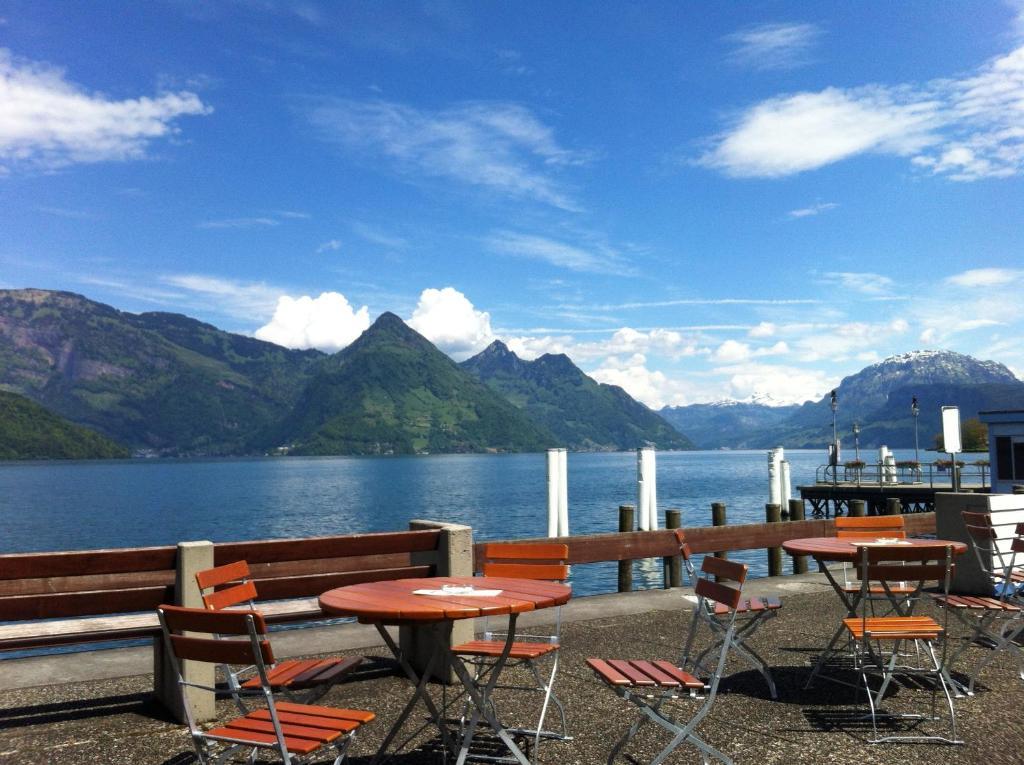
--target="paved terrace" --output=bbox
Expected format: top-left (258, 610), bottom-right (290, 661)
top-left (2, 572), bottom-right (1022, 765)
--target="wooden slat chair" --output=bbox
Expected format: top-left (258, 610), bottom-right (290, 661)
top-left (196, 561), bottom-right (362, 706)
top-left (451, 543), bottom-right (571, 760)
top-left (932, 513), bottom-right (1024, 695)
top-left (675, 529), bottom-right (781, 699)
top-left (843, 543), bottom-right (961, 744)
top-left (157, 605), bottom-right (374, 765)
top-left (834, 515), bottom-right (914, 600)
top-left (587, 556), bottom-right (750, 765)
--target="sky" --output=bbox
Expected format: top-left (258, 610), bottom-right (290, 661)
top-left (2, 1), bottom-right (1024, 408)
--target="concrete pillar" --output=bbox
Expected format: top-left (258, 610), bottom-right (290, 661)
top-left (401, 520), bottom-right (474, 682)
top-left (156, 540), bottom-right (215, 722)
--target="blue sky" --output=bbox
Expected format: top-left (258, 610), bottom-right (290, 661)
top-left (2, 1), bottom-right (1023, 407)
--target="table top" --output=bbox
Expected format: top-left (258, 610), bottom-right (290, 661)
top-left (782, 536), bottom-right (968, 561)
top-left (319, 576), bottom-right (572, 625)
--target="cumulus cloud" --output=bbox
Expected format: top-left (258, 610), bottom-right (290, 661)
top-left (726, 22), bottom-right (823, 71)
top-left (714, 362), bottom-right (834, 405)
top-left (255, 292), bottom-right (370, 352)
top-left (700, 43), bottom-right (1024, 181)
top-left (0, 48), bottom-right (210, 172)
top-left (714, 339), bottom-right (752, 362)
top-left (407, 287), bottom-right (494, 360)
top-left (749, 321), bottom-right (776, 338)
top-left (589, 354), bottom-right (699, 409)
top-left (307, 99), bottom-right (587, 210)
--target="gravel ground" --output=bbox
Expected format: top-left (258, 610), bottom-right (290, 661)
top-left (2, 590), bottom-right (1022, 764)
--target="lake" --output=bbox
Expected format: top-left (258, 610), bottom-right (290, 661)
top-left (0, 448), bottom-right (923, 594)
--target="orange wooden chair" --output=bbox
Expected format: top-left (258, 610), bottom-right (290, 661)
top-left (932, 512), bottom-right (1024, 694)
top-left (675, 529), bottom-right (781, 698)
top-left (451, 542), bottom-right (571, 759)
top-left (587, 556), bottom-right (750, 765)
top-left (196, 561), bottom-right (362, 706)
top-left (157, 604), bottom-right (374, 765)
top-left (844, 543), bottom-right (961, 744)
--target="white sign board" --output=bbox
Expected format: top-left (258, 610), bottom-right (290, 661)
top-left (941, 406), bottom-right (962, 454)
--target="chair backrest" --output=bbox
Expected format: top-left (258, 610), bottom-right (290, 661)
top-left (196, 560), bottom-right (258, 610)
top-left (835, 515), bottom-right (906, 539)
top-left (854, 543), bottom-right (954, 607)
top-left (674, 528), bottom-right (698, 582)
top-left (962, 512), bottom-right (1024, 593)
top-left (693, 556), bottom-right (746, 611)
top-left (159, 603), bottom-right (274, 667)
top-left (480, 543), bottom-right (570, 581)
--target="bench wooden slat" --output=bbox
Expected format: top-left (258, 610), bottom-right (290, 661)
top-left (0, 546), bottom-right (177, 580)
top-left (215, 530), bottom-right (441, 565)
top-left (0, 585), bottom-right (174, 621)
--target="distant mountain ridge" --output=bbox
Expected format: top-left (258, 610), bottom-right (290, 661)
top-left (272, 314), bottom-right (554, 455)
top-left (462, 340), bottom-right (693, 451)
top-left (661, 350), bottom-right (1024, 449)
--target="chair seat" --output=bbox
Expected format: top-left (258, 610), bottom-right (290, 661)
top-left (932, 593), bottom-right (1022, 611)
top-left (840, 584), bottom-right (916, 595)
top-left (240, 656), bottom-right (362, 690)
top-left (586, 658), bottom-right (704, 689)
top-left (206, 701), bottom-right (374, 754)
top-left (842, 616), bottom-right (942, 640)
top-left (712, 596), bottom-right (781, 616)
top-left (453, 640), bottom-right (559, 659)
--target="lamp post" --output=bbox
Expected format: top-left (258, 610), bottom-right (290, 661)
top-left (911, 396), bottom-right (920, 465)
top-left (830, 390), bottom-right (838, 486)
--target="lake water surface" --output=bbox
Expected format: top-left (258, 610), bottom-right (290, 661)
top-left (0, 448), bottom-right (922, 595)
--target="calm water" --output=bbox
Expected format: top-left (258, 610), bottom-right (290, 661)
top-left (0, 448), bottom-right (921, 594)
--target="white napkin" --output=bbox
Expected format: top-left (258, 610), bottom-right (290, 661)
top-left (413, 588), bottom-right (503, 597)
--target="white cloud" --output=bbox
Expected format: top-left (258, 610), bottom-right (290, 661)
top-left (485, 230), bottom-right (628, 274)
top-left (317, 239), bottom-right (342, 253)
top-left (820, 271), bottom-right (895, 296)
top-left (307, 99), bottom-right (587, 210)
top-left (407, 287), bottom-right (494, 360)
top-left (255, 292), bottom-right (370, 352)
top-left (714, 339), bottom-right (751, 362)
top-left (701, 43), bottom-right (1024, 180)
top-left (589, 354), bottom-right (699, 409)
top-left (726, 22), bottom-right (823, 71)
top-left (0, 48), bottom-right (210, 172)
top-left (945, 267), bottom-right (1024, 287)
top-left (749, 321), bottom-right (776, 338)
top-left (198, 217), bottom-right (279, 229)
top-left (161, 274), bottom-right (283, 320)
top-left (714, 362), bottom-right (833, 405)
top-left (788, 201), bottom-right (838, 218)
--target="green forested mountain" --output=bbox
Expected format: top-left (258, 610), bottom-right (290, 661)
top-left (272, 313), bottom-right (556, 455)
top-left (0, 389), bottom-right (129, 459)
top-left (461, 341), bottom-right (694, 450)
top-left (0, 289), bottom-right (322, 455)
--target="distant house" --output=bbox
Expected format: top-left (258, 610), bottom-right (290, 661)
top-left (979, 410), bottom-right (1024, 493)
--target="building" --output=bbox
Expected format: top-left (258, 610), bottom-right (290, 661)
top-left (978, 409), bottom-right (1024, 494)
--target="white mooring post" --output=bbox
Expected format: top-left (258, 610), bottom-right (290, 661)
top-left (637, 447), bottom-right (658, 531)
top-left (781, 456), bottom-right (792, 506)
top-left (547, 448), bottom-right (569, 536)
top-left (768, 448), bottom-right (781, 506)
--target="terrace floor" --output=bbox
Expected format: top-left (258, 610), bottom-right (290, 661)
top-left (2, 572), bottom-right (1022, 764)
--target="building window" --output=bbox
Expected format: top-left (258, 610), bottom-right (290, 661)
top-left (996, 436), bottom-right (1024, 481)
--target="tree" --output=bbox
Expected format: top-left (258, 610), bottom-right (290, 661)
top-left (933, 417), bottom-right (988, 452)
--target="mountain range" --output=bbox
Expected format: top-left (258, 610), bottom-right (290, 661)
top-left (0, 289), bottom-right (689, 457)
top-left (661, 350), bottom-right (1024, 450)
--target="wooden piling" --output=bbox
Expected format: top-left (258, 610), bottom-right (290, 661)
top-left (885, 497), bottom-right (902, 515)
top-left (849, 499), bottom-right (866, 517)
top-left (766, 504), bottom-right (782, 576)
top-left (664, 509), bottom-right (682, 588)
top-left (618, 504), bottom-right (634, 593)
top-left (788, 498), bottom-right (808, 574)
top-left (711, 502), bottom-right (727, 581)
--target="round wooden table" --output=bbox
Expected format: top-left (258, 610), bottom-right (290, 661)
top-left (782, 536), bottom-right (968, 690)
top-left (320, 576), bottom-right (571, 764)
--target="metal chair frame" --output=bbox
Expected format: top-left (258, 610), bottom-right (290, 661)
top-left (588, 555), bottom-right (750, 765)
top-left (675, 529), bottom-right (779, 699)
top-left (845, 543), bottom-right (961, 745)
top-left (936, 514), bottom-right (1024, 694)
top-left (451, 543), bottom-right (571, 763)
top-left (196, 560), bottom-right (361, 710)
top-left (157, 604), bottom-right (372, 765)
